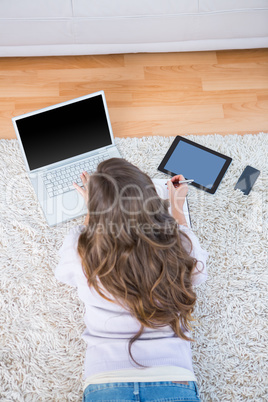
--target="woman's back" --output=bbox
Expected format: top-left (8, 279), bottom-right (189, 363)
top-left (55, 223), bottom-right (207, 378)
top-left (55, 158), bottom-right (208, 400)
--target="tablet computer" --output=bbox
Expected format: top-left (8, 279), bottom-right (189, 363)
top-left (158, 136), bottom-right (232, 194)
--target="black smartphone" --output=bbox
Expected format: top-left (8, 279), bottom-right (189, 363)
top-left (234, 165), bottom-right (260, 195)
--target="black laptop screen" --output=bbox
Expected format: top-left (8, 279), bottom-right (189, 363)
top-left (15, 95), bottom-right (112, 170)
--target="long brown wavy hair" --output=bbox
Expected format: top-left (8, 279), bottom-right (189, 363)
top-left (77, 158), bottom-right (201, 365)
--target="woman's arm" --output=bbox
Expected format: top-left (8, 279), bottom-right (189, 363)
top-left (172, 208), bottom-right (188, 227)
top-left (55, 226), bottom-right (84, 287)
top-left (179, 225), bottom-right (209, 286)
top-left (167, 174), bottom-right (208, 285)
top-left (167, 174), bottom-right (189, 227)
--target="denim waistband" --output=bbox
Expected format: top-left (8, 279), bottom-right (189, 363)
top-left (84, 380), bottom-right (201, 401)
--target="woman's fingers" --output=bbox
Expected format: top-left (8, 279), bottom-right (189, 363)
top-left (81, 171), bottom-right (90, 186)
top-left (171, 174), bottom-right (185, 183)
top-left (73, 171), bottom-right (90, 202)
top-left (83, 171), bottom-right (90, 180)
top-left (73, 171), bottom-right (89, 190)
top-left (167, 179), bottom-right (174, 191)
top-left (168, 174), bottom-right (188, 203)
top-left (81, 173), bottom-right (87, 186)
top-left (167, 179), bottom-right (175, 198)
top-left (73, 181), bottom-right (85, 196)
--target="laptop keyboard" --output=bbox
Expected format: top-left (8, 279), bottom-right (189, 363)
top-left (42, 153), bottom-right (109, 198)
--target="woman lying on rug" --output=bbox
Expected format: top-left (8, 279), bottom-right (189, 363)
top-left (55, 158), bottom-right (208, 402)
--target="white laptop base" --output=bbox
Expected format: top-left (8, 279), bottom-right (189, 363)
top-left (34, 146), bottom-right (121, 226)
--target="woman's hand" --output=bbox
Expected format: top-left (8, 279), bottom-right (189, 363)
top-left (73, 171), bottom-right (90, 204)
top-left (167, 174), bottom-right (189, 223)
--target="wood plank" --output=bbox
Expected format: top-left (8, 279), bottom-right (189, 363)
top-left (223, 100), bottom-right (268, 119)
top-left (58, 82), bottom-right (135, 103)
top-left (109, 105), bottom-right (223, 122)
top-left (112, 121), bottom-right (154, 137)
top-left (0, 73), bottom-right (59, 97)
top-left (256, 90), bottom-right (268, 102)
top-left (131, 90), bottom-right (257, 106)
top-left (202, 69), bottom-right (268, 91)
top-left (12, 94), bottom-right (132, 113)
top-left (0, 83), bottom-right (59, 98)
top-left (0, 100), bottom-right (15, 111)
top-left (0, 55), bottom-right (125, 71)
top-left (216, 49), bottom-right (268, 64)
top-left (38, 66), bottom-right (144, 82)
top-left (151, 116), bottom-right (268, 136)
top-left (125, 51), bottom-right (218, 66)
top-left (13, 97), bottom-right (78, 112)
top-left (112, 120), bottom-right (267, 137)
top-left (144, 64), bottom-right (268, 79)
top-left (58, 80), bottom-right (203, 101)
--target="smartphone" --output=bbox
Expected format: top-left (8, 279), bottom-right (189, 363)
top-left (234, 165), bottom-right (260, 195)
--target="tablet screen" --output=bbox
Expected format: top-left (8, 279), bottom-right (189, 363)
top-left (158, 136), bottom-right (232, 194)
top-left (164, 141), bottom-right (226, 189)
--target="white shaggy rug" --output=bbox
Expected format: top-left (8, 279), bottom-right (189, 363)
top-left (0, 133), bottom-right (267, 402)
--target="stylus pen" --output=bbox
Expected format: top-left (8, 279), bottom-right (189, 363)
top-left (165, 179), bottom-right (194, 185)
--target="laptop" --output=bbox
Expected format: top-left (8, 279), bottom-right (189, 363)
top-left (12, 91), bottom-right (122, 226)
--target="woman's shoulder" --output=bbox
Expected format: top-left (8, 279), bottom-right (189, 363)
top-left (54, 224), bottom-right (86, 287)
top-left (178, 225), bottom-right (209, 286)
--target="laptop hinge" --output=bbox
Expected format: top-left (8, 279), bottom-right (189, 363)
top-left (30, 146), bottom-right (113, 174)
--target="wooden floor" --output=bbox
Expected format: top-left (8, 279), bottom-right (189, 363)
top-left (0, 49), bottom-right (268, 139)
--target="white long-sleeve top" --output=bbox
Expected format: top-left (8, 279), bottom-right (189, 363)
top-left (55, 224), bottom-right (208, 380)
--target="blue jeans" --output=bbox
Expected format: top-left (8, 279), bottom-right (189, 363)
top-left (83, 381), bottom-right (201, 401)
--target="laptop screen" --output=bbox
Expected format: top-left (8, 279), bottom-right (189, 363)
top-left (15, 94), bottom-right (113, 171)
